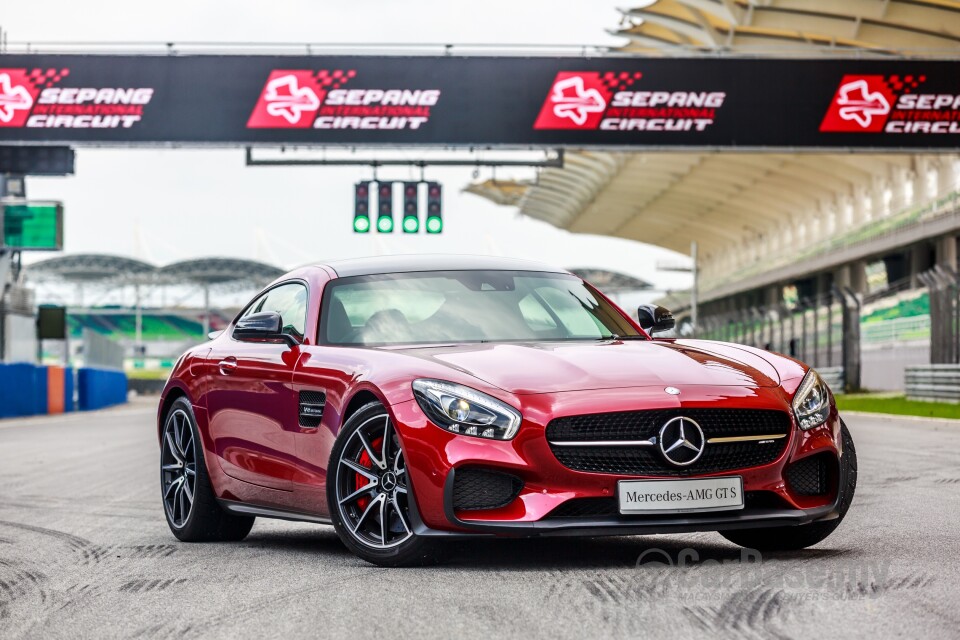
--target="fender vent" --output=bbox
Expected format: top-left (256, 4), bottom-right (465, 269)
top-left (298, 390), bottom-right (326, 427)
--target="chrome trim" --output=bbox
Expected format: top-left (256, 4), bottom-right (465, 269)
top-left (547, 439), bottom-right (656, 447)
top-left (706, 434), bottom-right (787, 444)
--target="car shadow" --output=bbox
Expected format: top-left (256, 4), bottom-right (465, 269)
top-left (237, 525), bottom-right (859, 570)
top-left (441, 536), bottom-right (859, 571)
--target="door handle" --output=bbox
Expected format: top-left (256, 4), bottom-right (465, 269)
top-left (218, 357), bottom-right (238, 375)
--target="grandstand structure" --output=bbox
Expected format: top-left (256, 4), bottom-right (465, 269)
top-left (25, 258), bottom-right (652, 370)
top-left (25, 255), bottom-right (284, 366)
top-left (463, 0), bottom-right (960, 390)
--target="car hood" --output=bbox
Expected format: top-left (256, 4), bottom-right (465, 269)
top-left (392, 339), bottom-right (781, 395)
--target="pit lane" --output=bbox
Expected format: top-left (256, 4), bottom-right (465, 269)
top-left (1, 398), bottom-right (957, 639)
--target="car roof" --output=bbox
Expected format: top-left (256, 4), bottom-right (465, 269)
top-left (318, 254), bottom-right (571, 278)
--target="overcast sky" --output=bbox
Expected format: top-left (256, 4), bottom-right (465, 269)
top-left (5, 0), bottom-right (691, 303)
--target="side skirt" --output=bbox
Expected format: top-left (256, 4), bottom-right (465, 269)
top-left (218, 499), bottom-right (333, 526)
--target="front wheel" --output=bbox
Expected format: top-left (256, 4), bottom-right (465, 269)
top-left (720, 421), bottom-right (857, 551)
top-left (327, 401), bottom-right (439, 566)
top-left (161, 397), bottom-right (255, 542)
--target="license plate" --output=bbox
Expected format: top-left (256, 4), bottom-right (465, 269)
top-left (618, 476), bottom-right (744, 514)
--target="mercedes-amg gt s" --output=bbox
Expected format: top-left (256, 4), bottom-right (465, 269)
top-left (158, 255), bottom-right (857, 566)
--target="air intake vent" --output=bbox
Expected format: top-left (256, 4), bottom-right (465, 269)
top-left (786, 454), bottom-right (831, 496)
top-left (298, 390), bottom-right (326, 427)
top-left (452, 468), bottom-right (523, 511)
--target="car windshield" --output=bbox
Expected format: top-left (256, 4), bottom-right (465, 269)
top-left (321, 270), bottom-right (643, 346)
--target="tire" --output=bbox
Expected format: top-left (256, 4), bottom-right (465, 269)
top-left (161, 397), bottom-right (255, 542)
top-left (720, 420), bottom-right (858, 551)
top-left (327, 401), bottom-right (440, 567)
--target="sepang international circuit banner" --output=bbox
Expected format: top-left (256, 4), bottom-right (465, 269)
top-left (0, 55), bottom-right (959, 149)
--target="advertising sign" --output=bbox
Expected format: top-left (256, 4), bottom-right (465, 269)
top-left (0, 55), bottom-right (957, 148)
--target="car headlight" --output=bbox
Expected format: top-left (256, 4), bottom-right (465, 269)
top-left (792, 369), bottom-right (832, 430)
top-left (412, 379), bottom-right (522, 440)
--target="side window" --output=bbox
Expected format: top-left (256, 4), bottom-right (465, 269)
top-left (262, 282), bottom-right (308, 340)
top-left (241, 293), bottom-right (269, 318)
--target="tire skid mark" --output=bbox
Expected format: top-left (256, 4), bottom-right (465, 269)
top-left (187, 568), bottom-right (380, 636)
top-left (119, 578), bottom-right (188, 594)
top-left (0, 558), bottom-right (50, 618)
top-left (881, 475), bottom-right (918, 484)
top-left (132, 622), bottom-right (195, 640)
top-left (847, 570), bottom-right (936, 597)
top-left (0, 520), bottom-right (94, 564)
top-left (683, 588), bottom-right (791, 640)
top-left (84, 543), bottom-right (179, 563)
top-left (55, 583), bottom-right (101, 612)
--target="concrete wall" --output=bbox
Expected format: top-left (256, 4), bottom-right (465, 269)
top-left (861, 343), bottom-right (929, 391)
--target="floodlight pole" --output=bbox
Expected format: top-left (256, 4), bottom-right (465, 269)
top-left (691, 241), bottom-right (699, 336)
top-left (202, 284), bottom-right (210, 337)
top-left (135, 283), bottom-right (142, 359)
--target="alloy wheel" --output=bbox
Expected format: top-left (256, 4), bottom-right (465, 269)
top-left (335, 414), bottom-right (414, 549)
top-left (161, 408), bottom-right (197, 528)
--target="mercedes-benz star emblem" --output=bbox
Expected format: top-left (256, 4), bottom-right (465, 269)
top-left (664, 386), bottom-right (680, 395)
top-left (658, 416), bottom-right (705, 467)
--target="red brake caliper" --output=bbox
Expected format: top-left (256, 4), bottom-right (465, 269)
top-left (355, 437), bottom-right (383, 511)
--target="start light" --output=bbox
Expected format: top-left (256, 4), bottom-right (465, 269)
top-left (412, 379), bottom-right (521, 440)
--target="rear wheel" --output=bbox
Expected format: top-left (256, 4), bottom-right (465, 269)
top-left (161, 397), bottom-right (255, 542)
top-left (327, 401), bottom-right (439, 566)
top-left (720, 421), bottom-right (857, 551)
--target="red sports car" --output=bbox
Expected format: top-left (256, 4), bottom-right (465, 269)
top-left (158, 255), bottom-right (857, 566)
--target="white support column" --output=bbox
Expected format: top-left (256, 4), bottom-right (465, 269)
top-left (870, 175), bottom-right (888, 220)
top-left (853, 184), bottom-right (870, 226)
top-left (891, 166), bottom-right (912, 214)
top-left (938, 156), bottom-right (959, 195)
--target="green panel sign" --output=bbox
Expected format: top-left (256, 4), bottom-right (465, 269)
top-left (1, 201), bottom-right (63, 251)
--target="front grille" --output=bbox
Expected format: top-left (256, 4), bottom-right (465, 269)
top-left (546, 491), bottom-right (787, 519)
top-left (452, 468), bottom-right (523, 511)
top-left (786, 454), bottom-right (831, 496)
top-left (546, 409), bottom-right (790, 477)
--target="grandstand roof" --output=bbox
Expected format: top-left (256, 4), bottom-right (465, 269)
top-left (568, 268), bottom-right (653, 292)
top-left (25, 254), bottom-right (285, 287)
top-left (25, 253), bottom-right (157, 283)
top-left (468, 0), bottom-right (960, 299)
top-left (158, 258), bottom-right (285, 286)
top-left (613, 0), bottom-right (960, 56)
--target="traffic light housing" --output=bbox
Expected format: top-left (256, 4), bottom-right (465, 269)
top-left (425, 182), bottom-right (443, 234)
top-left (353, 182), bottom-right (371, 233)
top-left (402, 182), bottom-right (419, 233)
top-left (377, 182), bottom-right (394, 233)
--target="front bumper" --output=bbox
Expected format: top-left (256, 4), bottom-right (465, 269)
top-left (391, 384), bottom-right (844, 538)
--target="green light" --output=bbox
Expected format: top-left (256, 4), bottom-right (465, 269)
top-left (377, 216), bottom-right (394, 233)
top-left (353, 216), bottom-right (371, 233)
top-left (425, 216), bottom-right (443, 234)
top-left (402, 216), bottom-right (419, 233)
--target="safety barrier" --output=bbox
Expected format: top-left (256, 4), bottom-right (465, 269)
top-left (77, 368), bottom-right (128, 411)
top-left (0, 364), bottom-right (126, 418)
top-left (905, 365), bottom-right (960, 403)
top-left (818, 367), bottom-right (845, 394)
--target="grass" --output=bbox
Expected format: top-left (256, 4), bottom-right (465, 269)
top-left (126, 369), bottom-right (171, 381)
top-left (835, 394), bottom-right (960, 420)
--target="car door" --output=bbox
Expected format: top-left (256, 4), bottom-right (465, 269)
top-left (206, 281), bottom-right (308, 493)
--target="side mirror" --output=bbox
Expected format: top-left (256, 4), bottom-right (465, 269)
top-left (637, 305), bottom-right (676, 335)
top-left (233, 311), bottom-right (299, 347)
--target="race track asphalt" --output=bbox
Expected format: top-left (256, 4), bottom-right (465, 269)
top-left (1, 398), bottom-right (958, 639)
